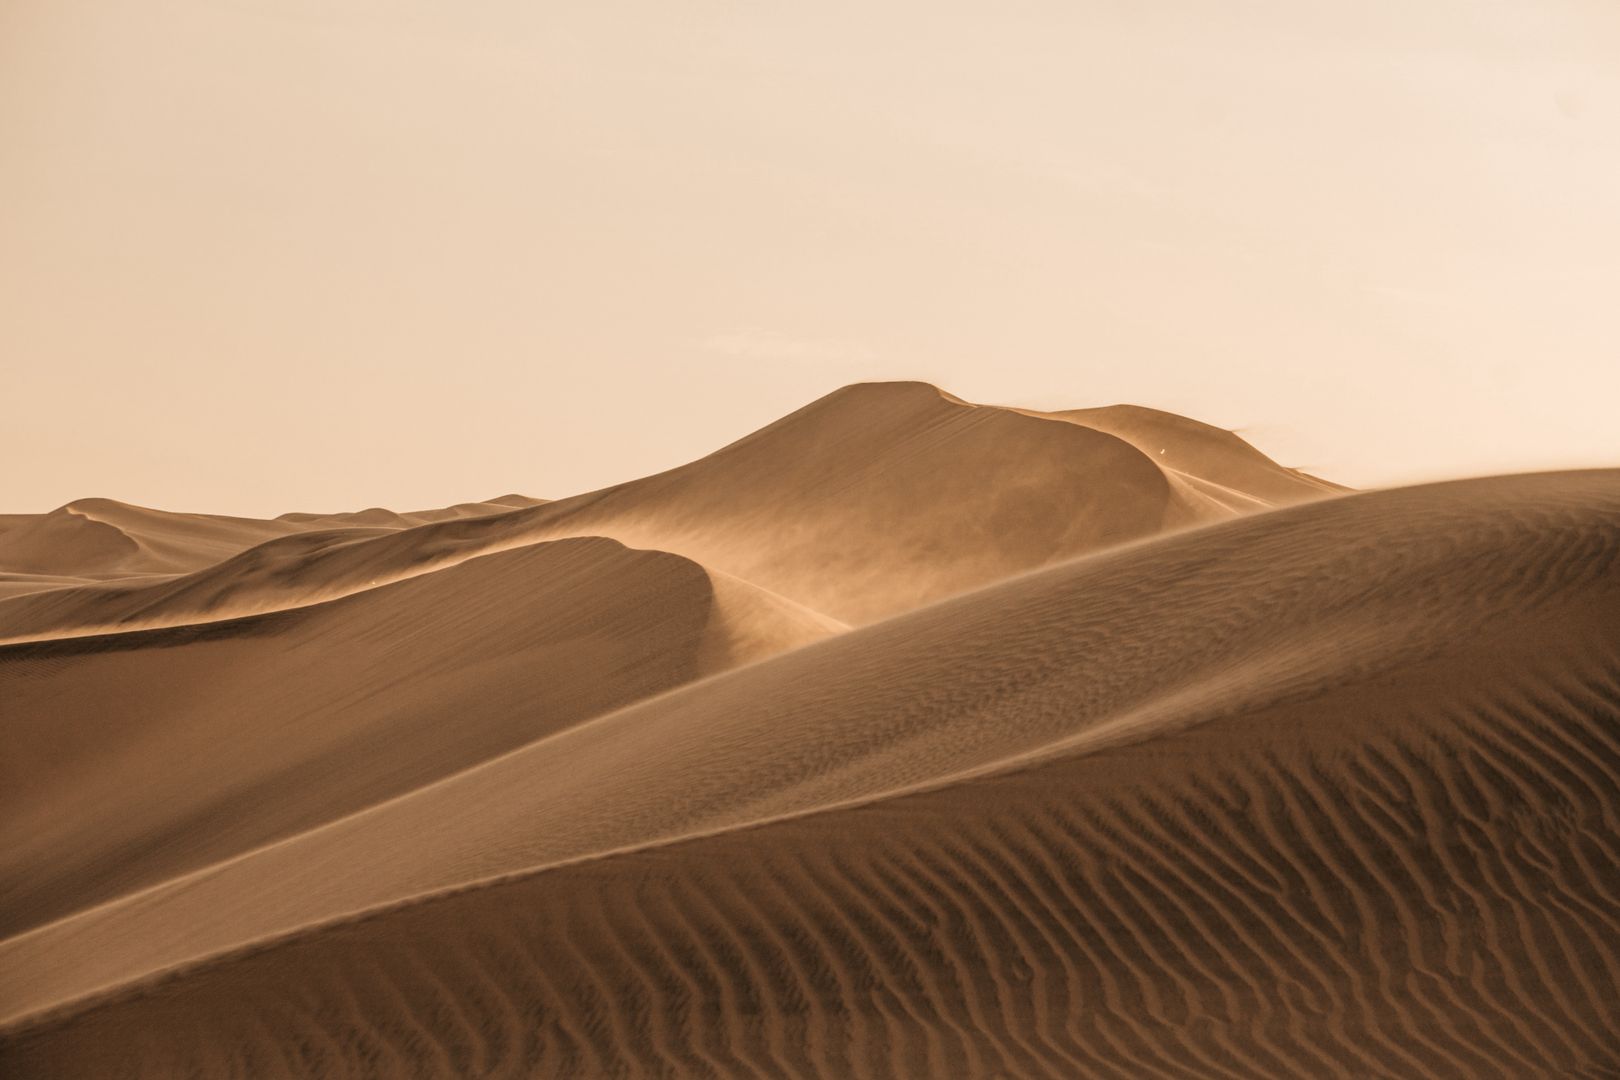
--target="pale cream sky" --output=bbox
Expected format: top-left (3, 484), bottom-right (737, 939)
top-left (4, 0), bottom-right (1617, 515)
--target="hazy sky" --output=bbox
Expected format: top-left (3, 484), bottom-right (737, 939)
top-left (4, 0), bottom-right (1617, 515)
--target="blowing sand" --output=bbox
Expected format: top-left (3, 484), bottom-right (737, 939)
top-left (2, 383), bottom-right (1617, 1079)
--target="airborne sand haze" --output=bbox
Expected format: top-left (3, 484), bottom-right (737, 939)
top-left (2, 383), bottom-right (1619, 1078)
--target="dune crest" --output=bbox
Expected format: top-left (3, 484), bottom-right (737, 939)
top-left (510, 381), bottom-right (1320, 623)
top-left (0, 383), bottom-right (1328, 642)
top-left (0, 536), bottom-right (843, 938)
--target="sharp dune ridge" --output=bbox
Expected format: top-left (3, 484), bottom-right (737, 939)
top-left (3, 384), bottom-right (1619, 1079)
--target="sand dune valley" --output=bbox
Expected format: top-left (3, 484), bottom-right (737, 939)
top-left (4, 380), bottom-right (1620, 1079)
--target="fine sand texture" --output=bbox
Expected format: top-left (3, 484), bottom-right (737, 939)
top-left (3, 384), bottom-right (1618, 1079)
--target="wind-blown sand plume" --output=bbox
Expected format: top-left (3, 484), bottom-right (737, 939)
top-left (4, 469), bottom-right (1618, 1078)
top-left (0, 537), bottom-right (839, 937)
top-left (0, 384), bottom-right (1317, 641)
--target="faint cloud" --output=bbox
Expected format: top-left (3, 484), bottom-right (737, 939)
top-left (702, 328), bottom-right (880, 366)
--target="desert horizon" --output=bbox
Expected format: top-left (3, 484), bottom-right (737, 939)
top-left (7, 1), bottom-right (1620, 517)
top-left (6, 1), bottom-right (1620, 1076)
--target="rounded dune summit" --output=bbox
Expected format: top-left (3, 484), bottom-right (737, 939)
top-left (511, 381), bottom-right (1333, 623)
top-left (0, 383), bottom-right (1325, 641)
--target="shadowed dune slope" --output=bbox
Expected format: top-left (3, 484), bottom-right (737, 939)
top-left (0, 384), bottom-right (1333, 640)
top-left (0, 537), bottom-right (839, 937)
top-left (4, 470), bottom-right (1618, 1079)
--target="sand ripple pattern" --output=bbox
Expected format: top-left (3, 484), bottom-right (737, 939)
top-left (4, 461), bottom-right (1619, 1079)
top-left (8, 660), bottom-right (1620, 1078)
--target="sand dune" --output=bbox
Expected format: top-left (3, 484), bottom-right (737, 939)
top-left (276, 494), bottom-right (546, 529)
top-left (0, 495), bottom-right (542, 626)
top-left (0, 498), bottom-right (304, 595)
top-left (1051, 404), bottom-right (1344, 512)
top-left (0, 537), bottom-right (838, 938)
top-left (0, 383), bottom-right (1336, 641)
top-left (3, 464), bottom-right (1618, 1078)
top-left (508, 382), bottom-right (1340, 623)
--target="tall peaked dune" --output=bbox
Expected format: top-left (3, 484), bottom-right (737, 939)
top-left (0, 384), bottom-right (1331, 640)
top-left (520, 382), bottom-right (1175, 622)
top-left (518, 381), bottom-right (1336, 623)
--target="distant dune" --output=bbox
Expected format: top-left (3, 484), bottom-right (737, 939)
top-left (2, 385), bottom-right (1616, 1079)
top-left (0, 384), bottom-right (1334, 641)
top-left (0, 498), bottom-right (302, 590)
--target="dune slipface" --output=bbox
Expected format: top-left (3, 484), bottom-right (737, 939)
top-left (2, 386), bottom-right (1617, 1080)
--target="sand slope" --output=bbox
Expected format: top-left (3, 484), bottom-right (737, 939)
top-left (4, 468), bottom-right (1618, 1078)
top-left (508, 382), bottom-right (1339, 623)
top-left (0, 495), bottom-right (541, 622)
top-left (0, 384), bottom-right (1330, 640)
top-left (0, 537), bottom-right (839, 937)
top-left (1052, 403), bottom-right (1343, 512)
top-left (0, 498), bottom-right (307, 599)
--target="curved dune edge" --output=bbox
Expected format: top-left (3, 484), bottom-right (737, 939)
top-left (0, 383), bottom-right (1340, 642)
top-left (3, 469), bottom-right (1616, 1067)
top-left (0, 536), bottom-right (842, 938)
